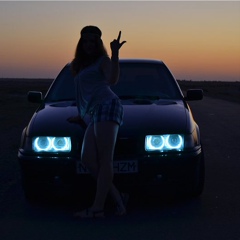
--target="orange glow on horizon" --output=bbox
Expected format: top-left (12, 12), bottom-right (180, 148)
top-left (0, 1), bottom-right (239, 81)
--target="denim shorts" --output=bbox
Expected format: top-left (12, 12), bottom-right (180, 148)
top-left (89, 98), bottom-right (124, 126)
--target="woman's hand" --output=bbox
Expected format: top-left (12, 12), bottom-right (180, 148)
top-left (102, 31), bottom-right (126, 85)
top-left (110, 31), bottom-right (126, 57)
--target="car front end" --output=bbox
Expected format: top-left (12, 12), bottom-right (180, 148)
top-left (18, 59), bottom-right (204, 200)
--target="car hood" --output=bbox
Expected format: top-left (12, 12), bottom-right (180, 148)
top-left (26, 102), bottom-right (84, 137)
top-left (119, 100), bottom-right (193, 136)
top-left (26, 100), bottom-right (194, 137)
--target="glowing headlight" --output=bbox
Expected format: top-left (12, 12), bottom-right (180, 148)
top-left (33, 137), bottom-right (71, 152)
top-left (145, 134), bottom-right (184, 152)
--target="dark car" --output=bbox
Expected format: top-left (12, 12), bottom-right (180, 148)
top-left (18, 59), bottom-right (204, 201)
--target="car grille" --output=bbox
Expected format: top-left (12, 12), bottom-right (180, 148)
top-left (115, 137), bottom-right (143, 156)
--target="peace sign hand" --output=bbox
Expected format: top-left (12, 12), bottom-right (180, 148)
top-left (110, 31), bottom-right (126, 54)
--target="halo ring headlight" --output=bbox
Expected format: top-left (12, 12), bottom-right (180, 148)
top-left (34, 137), bottom-right (52, 151)
top-left (165, 135), bottom-right (183, 149)
top-left (52, 137), bottom-right (70, 151)
top-left (33, 136), bottom-right (71, 152)
top-left (145, 134), bottom-right (184, 152)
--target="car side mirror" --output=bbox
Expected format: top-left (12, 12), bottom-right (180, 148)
top-left (184, 89), bottom-right (203, 101)
top-left (28, 91), bottom-right (43, 103)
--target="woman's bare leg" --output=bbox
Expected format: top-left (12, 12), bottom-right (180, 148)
top-left (80, 122), bottom-right (126, 214)
top-left (81, 124), bottom-right (99, 176)
top-left (92, 121), bottom-right (119, 210)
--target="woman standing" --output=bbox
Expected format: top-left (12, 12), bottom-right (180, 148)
top-left (68, 26), bottom-right (127, 218)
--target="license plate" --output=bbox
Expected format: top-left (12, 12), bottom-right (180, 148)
top-left (76, 160), bottom-right (138, 174)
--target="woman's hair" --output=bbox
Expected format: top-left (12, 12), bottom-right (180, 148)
top-left (71, 26), bottom-right (108, 76)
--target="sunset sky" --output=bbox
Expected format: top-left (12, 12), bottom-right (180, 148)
top-left (0, 1), bottom-right (239, 81)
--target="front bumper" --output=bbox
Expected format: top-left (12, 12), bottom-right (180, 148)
top-left (18, 147), bottom-right (203, 195)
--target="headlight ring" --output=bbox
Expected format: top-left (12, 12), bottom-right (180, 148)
top-left (33, 136), bottom-right (71, 152)
top-left (145, 134), bottom-right (184, 152)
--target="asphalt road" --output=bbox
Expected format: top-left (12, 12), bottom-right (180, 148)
top-left (0, 96), bottom-right (240, 240)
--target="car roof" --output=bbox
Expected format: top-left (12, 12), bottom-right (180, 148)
top-left (65, 59), bottom-right (164, 67)
top-left (119, 59), bottom-right (164, 64)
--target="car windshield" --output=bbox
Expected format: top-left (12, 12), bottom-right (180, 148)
top-left (45, 65), bottom-right (75, 102)
top-left (45, 61), bottom-right (182, 102)
top-left (112, 62), bottom-right (182, 100)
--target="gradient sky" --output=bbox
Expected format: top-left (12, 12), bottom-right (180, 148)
top-left (0, 1), bottom-right (239, 81)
